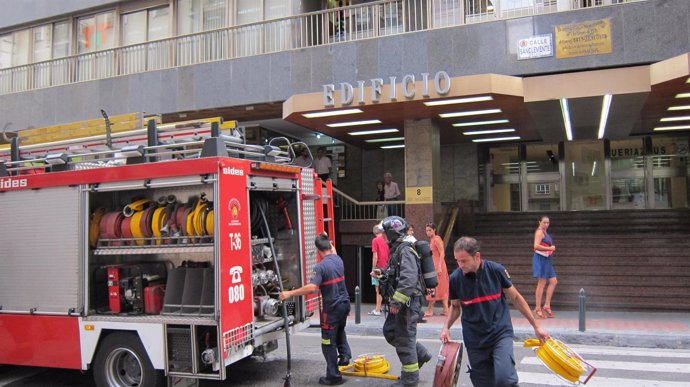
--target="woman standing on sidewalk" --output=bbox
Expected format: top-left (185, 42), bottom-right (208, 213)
top-left (533, 215), bottom-right (557, 318)
top-left (424, 223), bottom-right (450, 317)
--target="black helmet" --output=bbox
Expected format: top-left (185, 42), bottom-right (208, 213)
top-left (381, 216), bottom-right (408, 242)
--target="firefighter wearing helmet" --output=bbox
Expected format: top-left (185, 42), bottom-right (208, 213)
top-left (377, 216), bottom-right (432, 387)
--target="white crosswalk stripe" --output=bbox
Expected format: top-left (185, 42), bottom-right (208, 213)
top-left (518, 345), bottom-right (690, 387)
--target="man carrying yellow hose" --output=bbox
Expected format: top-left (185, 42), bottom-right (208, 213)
top-left (440, 237), bottom-right (550, 387)
top-left (280, 234), bottom-right (351, 385)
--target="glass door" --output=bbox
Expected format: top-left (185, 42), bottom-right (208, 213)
top-left (564, 141), bottom-right (606, 211)
top-left (488, 146), bottom-right (521, 211)
top-left (525, 144), bottom-right (561, 212)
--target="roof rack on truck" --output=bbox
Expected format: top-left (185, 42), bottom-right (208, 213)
top-left (0, 112), bottom-right (310, 176)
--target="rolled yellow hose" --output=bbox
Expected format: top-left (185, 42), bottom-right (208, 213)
top-left (338, 354), bottom-right (398, 381)
top-left (525, 338), bottom-right (585, 383)
top-left (151, 207), bottom-right (166, 245)
top-left (130, 210), bottom-right (145, 246)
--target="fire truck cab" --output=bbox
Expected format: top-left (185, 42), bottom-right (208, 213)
top-left (0, 116), bottom-right (332, 386)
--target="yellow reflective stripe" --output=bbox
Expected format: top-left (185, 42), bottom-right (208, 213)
top-left (321, 338), bottom-right (331, 345)
top-left (393, 291), bottom-right (409, 304)
top-left (402, 363), bottom-right (419, 372)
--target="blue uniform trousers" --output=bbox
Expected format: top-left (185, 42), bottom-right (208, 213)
top-left (321, 300), bottom-right (351, 381)
top-left (466, 335), bottom-right (518, 387)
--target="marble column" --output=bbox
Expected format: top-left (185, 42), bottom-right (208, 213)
top-left (403, 118), bottom-right (442, 235)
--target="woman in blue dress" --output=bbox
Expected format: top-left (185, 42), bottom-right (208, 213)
top-left (533, 215), bottom-right (557, 318)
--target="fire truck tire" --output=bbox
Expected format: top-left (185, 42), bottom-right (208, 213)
top-left (93, 332), bottom-right (164, 387)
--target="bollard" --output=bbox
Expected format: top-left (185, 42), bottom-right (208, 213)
top-left (579, 288), bottom-right (586, 332)
top-left (355, 286), bottom-right (361, 324)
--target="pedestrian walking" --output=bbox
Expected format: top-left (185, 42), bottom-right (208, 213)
top-left (279, 234), bottom-right (351, 385)
top-left (378, 216), bottom-right (432, 387)
top-left (533, 215), bottom-right (557, 319)
top-left (440, 236), bottom-right (549, 387)
top-left (369, 224), bottom-right (389, 316)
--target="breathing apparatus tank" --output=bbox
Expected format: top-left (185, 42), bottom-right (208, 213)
top-left (414, 240), bottom-right (438, 289)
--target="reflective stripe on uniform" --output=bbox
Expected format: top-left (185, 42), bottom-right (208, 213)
top-left (402, 363), bottom-right (419, 372)
top-left (393, 291), bottom-right (410, 304)
top-left (321, 338), bottom-right (331, 345)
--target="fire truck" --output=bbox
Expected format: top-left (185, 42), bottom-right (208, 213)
top-left (0, 116), bottom-right (334, 386)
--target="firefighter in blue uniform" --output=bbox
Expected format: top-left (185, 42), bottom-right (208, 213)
top-left (377, 216), bottom-right (432, 387)
top-left (279, 234), bottom-right (351, 386)
top-left (440, 236), bottom-right (549, 387)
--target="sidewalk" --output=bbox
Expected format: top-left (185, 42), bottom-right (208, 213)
top-left (339, 304), bottom-right (690, 349)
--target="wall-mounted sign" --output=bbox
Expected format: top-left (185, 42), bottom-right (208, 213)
top-left (323, 71), bottom-right (451, 107)
top-left (555, 19), bottom-right (612, 59)
top-left (517, 34), bottom-right (553, 60)
top-left (405, 186), bottom-right (433, 204)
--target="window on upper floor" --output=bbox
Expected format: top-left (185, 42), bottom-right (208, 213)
top-left (178, 0), bottom-right (227, 35)
top-left (77, 11), bottom-right (115, 53)
top-left (122, 6), bottom-right (171, 46)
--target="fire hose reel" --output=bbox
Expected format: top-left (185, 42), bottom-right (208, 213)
top-left (432, 341), bottom-right (463, 387)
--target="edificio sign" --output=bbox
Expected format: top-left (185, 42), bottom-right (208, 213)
top-left (323, 71), bottom-right (451, 107)
top-left (555, 19), bottom-right (611, 59)
top-left (517, 34), bottom-right (553, 60)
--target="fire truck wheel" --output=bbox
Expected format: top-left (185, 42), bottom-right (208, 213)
top-left (93, 332), bottom-right (164, 387)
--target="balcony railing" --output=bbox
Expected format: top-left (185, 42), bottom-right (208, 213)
top-left (0, 0), bottom-right (642, 95)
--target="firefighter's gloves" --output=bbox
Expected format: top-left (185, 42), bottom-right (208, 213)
top-left (389, 301), bottom-right (402, 315)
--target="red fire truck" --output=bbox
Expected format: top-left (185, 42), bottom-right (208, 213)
top-left (0, 117), bottom-right (333, 386)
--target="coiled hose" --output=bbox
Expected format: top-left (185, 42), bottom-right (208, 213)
top-left (338, 354), bottom-right (398, 381)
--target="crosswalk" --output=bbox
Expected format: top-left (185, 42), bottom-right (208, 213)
top-left (517, 345), bottom-right (690, 386)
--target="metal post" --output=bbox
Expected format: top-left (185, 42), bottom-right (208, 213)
top-left (579, 288), bottom-right (586, 332)
top-left (356, 245), bottom-right (362, 324)
top-left (355, 286), bottom-right (361, 324)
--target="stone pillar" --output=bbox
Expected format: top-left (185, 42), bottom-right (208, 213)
top-left (403, 118), bottom-right (441, 234)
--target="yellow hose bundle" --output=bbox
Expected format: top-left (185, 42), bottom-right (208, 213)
top-left (338, 354), bottom-right (398, 380)
top-left (524, 338), bottom-right (596, 385)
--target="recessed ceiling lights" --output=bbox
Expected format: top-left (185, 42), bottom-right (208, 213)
top-left (598, 94), bottom-right (612, 139)
top-left (348, 128), bottom-right (399, 136)
top-left (424, 96), bottom-right (493, 106)
top-left (660, 116), bottom-right (690, 122)
top-left (463, 129), bottom-right (515, 136)
top-left (654, 125), bottom-right (690, 131)
top-left (327, 119), bottom-right (382, 128)
top-left (667, 105), bottom-right (690, 111)
top-left (471, 136), bottom-right (521, 143)
top-left (381, 144), bottom-right (405, 149)
top-left (365, 137), bottom-right (405, 143)
top-left (302, 108), bottom-right (363, 118)
top-left (675, 93), bottom-right (690, 98)
top-left (453, 119), bottom-right (509, 127)
top-left (560, 98), bottom-right (573, 141)
top-left (439, 108), bottom-right (502, 118)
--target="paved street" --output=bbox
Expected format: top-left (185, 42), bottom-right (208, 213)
top-left (2, 330), bottom-right (690, 386)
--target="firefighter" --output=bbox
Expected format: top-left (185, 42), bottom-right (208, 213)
top-left (279, 234), bottom-right (351, 386)
top-left (377, 216), bottom-right (432, 387)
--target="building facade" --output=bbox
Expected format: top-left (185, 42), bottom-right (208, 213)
top-left (1, 0), bottom-right (690, 227)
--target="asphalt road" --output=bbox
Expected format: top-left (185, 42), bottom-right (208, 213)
top-left (2, 330), bottom-right (689, 386)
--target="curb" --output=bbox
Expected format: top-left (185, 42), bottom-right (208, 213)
top-left (340, 322), bottom-right (690, 350)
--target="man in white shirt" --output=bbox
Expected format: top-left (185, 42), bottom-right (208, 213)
top-left (294, 147), bottom-right (311, 167)
top-left (314, 147), bottom-right (333, 181)
top-left (384, 172), bottom-right (400, 216)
